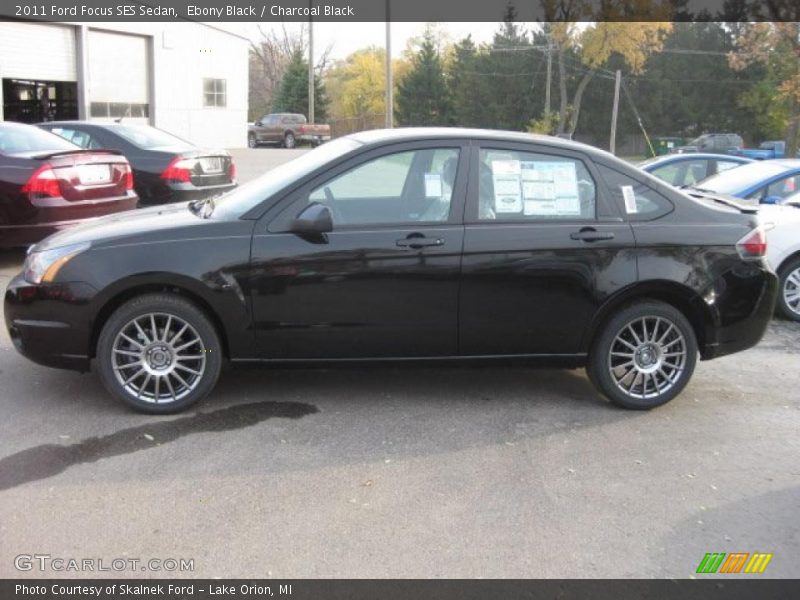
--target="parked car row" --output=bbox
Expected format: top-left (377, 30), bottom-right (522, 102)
top-left (640, 152), bottom-right (800, 321)
top-left (1, 121), bottom-right (237, 248)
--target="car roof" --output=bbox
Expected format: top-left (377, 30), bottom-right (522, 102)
top-left (347, 127), bottom-right (612, 159)
top-left (640, 153), bottom-right (752, 167)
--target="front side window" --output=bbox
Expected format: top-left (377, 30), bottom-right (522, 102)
top-left (203, 78), bottom-right (226, 108)
top-left (298, 147), bottom-right (460, 226)
top-left (476, 149), bottom-right (596, 221)
top-left (598, 164), bottom-right (674, 221)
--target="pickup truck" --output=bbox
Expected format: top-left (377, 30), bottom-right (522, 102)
top-left (247, 113), bottom-right (331, 149)
top-left (729, 141), bottom-right (800, 160)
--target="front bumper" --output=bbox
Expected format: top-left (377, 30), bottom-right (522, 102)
top-left (4, 273), bottom-right (96, 371)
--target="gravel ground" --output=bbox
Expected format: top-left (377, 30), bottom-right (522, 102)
top-left (0, 148), bottom-right (797, 579)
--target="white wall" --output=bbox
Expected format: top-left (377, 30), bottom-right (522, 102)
top-left (95, 23), bottom-right (248, 148)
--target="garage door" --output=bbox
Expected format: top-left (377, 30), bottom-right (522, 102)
top-left (87, 29), bottom-right (150, 120)
top-left (0, 22), bottom-right (77, 81)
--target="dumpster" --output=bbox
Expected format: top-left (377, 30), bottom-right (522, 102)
top-left (653, 136), bottom-right (685, 155)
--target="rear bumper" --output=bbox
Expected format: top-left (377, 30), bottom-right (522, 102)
top-left (142, 182), bottom-right (237, 206)
top-left (702, 269), bottom-right (778, 360)
top-left (4, 274), bottom-right (95, 371)
top-left (0, 195), bottom-right (138, 248)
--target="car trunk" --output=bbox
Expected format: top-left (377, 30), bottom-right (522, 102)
top-left (29, 150), bottom-right (132, 202)
top-left (179, 150), bottom-right (234, 188)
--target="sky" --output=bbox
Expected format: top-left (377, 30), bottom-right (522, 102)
top-left (240, 22), bottom-right (504, 61)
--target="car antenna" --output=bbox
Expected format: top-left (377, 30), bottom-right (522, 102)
top-left (114, 107), bottom-right (132, 124)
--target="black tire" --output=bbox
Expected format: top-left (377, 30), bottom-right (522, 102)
top-left (776, 257), bottom-right (800, 322)
top-left (283, 132), bottom-right (296, 149)
top-left (247, 133), bottom-right (257, 148)
top-left (587, 301), bottom-right (698, 410)
top-left (96, 293), bottom-right (222, 414)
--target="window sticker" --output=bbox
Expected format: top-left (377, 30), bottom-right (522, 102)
top-left (520, 161), bottom-right (581, 216)
top-left (424, 173), bottom-right (443, 198)
top-left (492, 159), bottom-right (523, 213)
top-left (621, 185), bottom-right (638, 213)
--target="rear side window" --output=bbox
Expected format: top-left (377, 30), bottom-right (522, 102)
top-left (477, 148), bottom-right (596, 221)
top-left (598, 164), bottom-right (674, 221)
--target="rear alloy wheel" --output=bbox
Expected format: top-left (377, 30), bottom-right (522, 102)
top-left (283, 132), bottom-right (296, 149)
top-left (777, 258), bottom-right (800, 321)
top-left (588, 301), bottom-right (697, 409)
top-left (247, 133), bottom-right (257, 148)
top-left (97, 293), bottom-right (222, 413)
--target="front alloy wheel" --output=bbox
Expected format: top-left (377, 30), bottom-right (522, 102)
top-left (284, 132), bottom-right (296, 149)
top-left (97, 294), bottom-right (221, 413)
top-left (588, 301), bottom-right (697, 409)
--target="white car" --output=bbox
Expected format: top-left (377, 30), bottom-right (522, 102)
top-left (759, 196), bottom-right (800, 321)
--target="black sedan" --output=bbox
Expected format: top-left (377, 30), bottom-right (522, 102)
top-left (5, 128), bottom-right (777, 414)
top-left (37, 121), bottom-right (236, 206)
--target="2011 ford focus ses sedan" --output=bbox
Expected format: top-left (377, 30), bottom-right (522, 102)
top-left (4, 129), bottom-right (778, 414)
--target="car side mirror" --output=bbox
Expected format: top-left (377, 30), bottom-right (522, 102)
top-left (290, 202), bottom-right (333, 235)
top-left (762, 195), bottom-right (783, 205)
top-left (255, 120), bottom-right (262, 126)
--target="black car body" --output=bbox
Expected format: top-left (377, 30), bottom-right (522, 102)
top-left (37, 122), bottom-right (236, 206)
top-left (0, 122), bottom-right (138, 247)
top-left (5, 128), bottom-right (777, 414)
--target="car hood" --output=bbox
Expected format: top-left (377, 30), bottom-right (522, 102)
top-left (33, 202), bottom-right (211, 252)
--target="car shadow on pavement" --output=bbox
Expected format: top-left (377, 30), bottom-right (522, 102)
top-left (0, 400), bottom-right (318, 491)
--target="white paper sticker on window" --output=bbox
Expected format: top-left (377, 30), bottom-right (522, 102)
top-left (492, 160), bottom-right (522, 213)
top-left (621, 185), bottom-right (638, 213)
top-left (424, 173), bottom-right (442, 198)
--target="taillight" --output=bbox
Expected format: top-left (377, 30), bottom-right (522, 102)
top-left (736, 227), bottom-right (767, 259)
top-left (228, 161), bottom-right (237, 181)
top-left (160, 157), bottom-right (193, 183)
top-left (21, 163), bottom-right (61, 198)
top-left (121, 165), bottom-right (134, 190)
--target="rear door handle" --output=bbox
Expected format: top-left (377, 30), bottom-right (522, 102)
top-left (396, 237), bottom-right (445, 249)
top-left (570, 228), bottom-right (615, 242)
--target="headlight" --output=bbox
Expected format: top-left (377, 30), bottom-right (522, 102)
top-left (23, 242), bottom-right (90, 284)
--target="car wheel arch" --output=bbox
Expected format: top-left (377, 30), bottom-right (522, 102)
top-left (89, 280), bottom-right (230, 361)
top-left (582, 281), bottom-right (714, 359)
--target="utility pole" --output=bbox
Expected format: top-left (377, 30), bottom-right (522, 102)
top-left (308, 16), bottom-right (314, 123)
top-left (385, 0), bottom-right (393, 128)
top-left (610, 69), bottom-right (621, 154)
top-left (545, 36), bottom-right (552, 114)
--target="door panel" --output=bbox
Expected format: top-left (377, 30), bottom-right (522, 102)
top-left (249, 141), bottom-right (469, 359)
top-left (459, 144), bottom-right (637, 356)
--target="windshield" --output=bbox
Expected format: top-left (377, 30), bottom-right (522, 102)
top-left (687, 135), bottom-right (709, 146)
top-left (0, 123), bottom-right (78, 155)
top-left (690, 160), bottom-right (791, 195)
top-left (111, 125), bottom-right (194, 150)
top-left (211, 137), bottom-right (362, 219)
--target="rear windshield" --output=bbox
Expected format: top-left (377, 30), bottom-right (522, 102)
top-left (111, 125), bottom-right (194, 150)
top-left (693, 160), bottom-right (792, 195)
top-left (0, 124), bottom-right (78, 155)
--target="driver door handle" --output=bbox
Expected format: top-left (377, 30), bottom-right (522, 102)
top-left (396, 236), bottom-right (445, 249)
top-left (570, 227), bottom-right (615, 242)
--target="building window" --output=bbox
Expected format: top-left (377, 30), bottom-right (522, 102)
top-left (90, 102), bottom-right (149, 119)
top-left (203, 78), bottom-right (226, 108)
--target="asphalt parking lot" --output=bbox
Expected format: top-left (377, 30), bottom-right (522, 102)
top-left (1, 147), bottom-right (798, 579)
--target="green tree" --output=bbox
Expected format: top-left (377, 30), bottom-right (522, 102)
top-left (395, 29), bottom-right (451, 126)
top-left (272, 49), bottom-right (329, 121)
top-left (446, 36), bottom-right (487, 127)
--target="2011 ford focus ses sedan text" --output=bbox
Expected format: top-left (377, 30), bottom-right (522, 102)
top-left (4, 129), bottom-right (778, 414)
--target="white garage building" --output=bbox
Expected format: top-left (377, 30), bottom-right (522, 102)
top-left (0, 21), bottom-right (249, 148)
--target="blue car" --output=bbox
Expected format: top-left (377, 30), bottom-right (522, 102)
top-left (688, 159), bottom-right (800, 204)
top-left (639, 153), bottom-right (752, 188)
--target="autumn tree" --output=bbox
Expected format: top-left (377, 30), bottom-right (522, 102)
top-left (729, 22), bottom-right (800, 156)
top-left (541, 0), bottom-right (672, 136)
